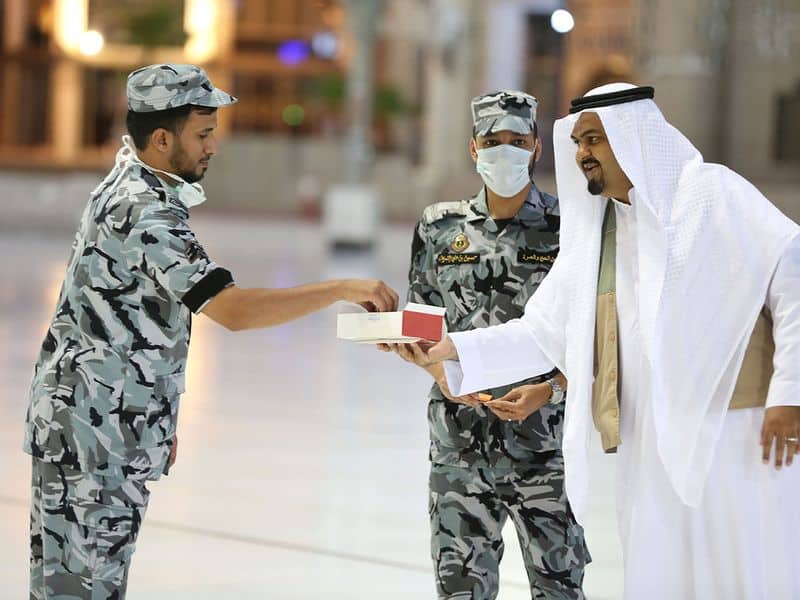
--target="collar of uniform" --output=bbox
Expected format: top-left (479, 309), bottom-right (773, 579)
top-left (467, 185), bottom-right (546, 225)
top-left (466, 188), bottom-right (490, 222)
top-left (516, 185), bottom-right (550, 224)
top-left (138, 165), bottom-right (190, 213)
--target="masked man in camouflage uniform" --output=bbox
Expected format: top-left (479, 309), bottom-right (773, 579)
top-left (380, 91), bottom-right (589, 599)
top-left (24, 64), bottom-right (398, 600)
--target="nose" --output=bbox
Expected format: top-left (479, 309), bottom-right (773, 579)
top-left (205, 135), bottom-right (218, 157)
top-left (575, 142), bottom-right (591, 162)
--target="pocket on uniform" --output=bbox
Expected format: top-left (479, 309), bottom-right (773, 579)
top-left (41, 473), bottom-right (142, 585)
top-left (137, 372), bottom-right (184, 448)
top-left (80, 502), bottom-right (139, 584)
top-left (427, 399), bottom-right (476, 450)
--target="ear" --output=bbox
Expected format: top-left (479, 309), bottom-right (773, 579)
top-left (533, 136), bottom-right (542, 163)
top-left (149, 128), bottom-right (172, 154)
top-left (469, 137), bottom-right (478, 164)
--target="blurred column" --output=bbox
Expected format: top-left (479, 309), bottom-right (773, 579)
top-left (635, 0), bottom-right (725, 159)
top-left (418, 0), bottom-right (481, 200)
top-left (50, 60), bottom-right (83, 163)
top-left (322, 0), bottom-right (387, 249)
top-left (715, 0), bottom-right (800, 177)
top-left (342, 0), bottom-right (386, 183)
top-left (2, 0), bottom-right (27, 146)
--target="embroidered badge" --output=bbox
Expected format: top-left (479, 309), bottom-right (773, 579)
top-left (517, 249), bottom-right (558, 265)
top-left (450, 233), bottom-right (470, 253)
top-left (437, 253), bottom-right (480, 266)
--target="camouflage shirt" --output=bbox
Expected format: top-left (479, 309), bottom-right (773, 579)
top-left (408, 185), bottom-right (562, 468)
top-left (24, 162), bottom-right (233, 480)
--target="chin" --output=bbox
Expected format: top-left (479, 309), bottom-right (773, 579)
top-left (587, 179), bottom-right (604, 195)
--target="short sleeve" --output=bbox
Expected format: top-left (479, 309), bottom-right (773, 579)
top-left (127, 208), bottom-right (233, 313)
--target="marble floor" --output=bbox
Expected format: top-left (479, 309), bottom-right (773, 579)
top-left (0, 216), bottom-right (623, 599)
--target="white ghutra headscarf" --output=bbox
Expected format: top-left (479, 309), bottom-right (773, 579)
top-left (524, 83), bottom-right (799, 520)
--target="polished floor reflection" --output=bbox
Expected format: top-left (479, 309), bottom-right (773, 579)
top-left (0, 216), bottom-right (622, 599)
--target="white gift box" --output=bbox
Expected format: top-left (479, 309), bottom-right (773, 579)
top-left (337, 302), bottom-right (446, 344)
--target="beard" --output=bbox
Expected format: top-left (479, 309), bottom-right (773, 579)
top-left (168, 141), bottom-right (205, 183)
top-left (587, 176), bottom-right (604, 195)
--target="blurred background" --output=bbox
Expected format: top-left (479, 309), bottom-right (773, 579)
top-left (0, 0), bottom-right (798, 230)
top-left (0, 1), bottom-right (799, 598)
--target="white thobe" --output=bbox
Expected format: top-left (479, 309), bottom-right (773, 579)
top-left (445, 195), bottom-right (800, 599)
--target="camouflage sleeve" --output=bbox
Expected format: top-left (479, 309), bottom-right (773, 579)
top-left (127, 208), bottom-right (233, 313)
top-left (407, 220), bottom-right (444, 307)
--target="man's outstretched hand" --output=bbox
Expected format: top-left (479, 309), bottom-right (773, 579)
top-left (340, 279), bottom-right (399, 312)
top-left (378, 335), bottom-right (458, 366)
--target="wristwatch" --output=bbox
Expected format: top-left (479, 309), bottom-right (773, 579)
top-left (546, 376), bottom-right (565, 404)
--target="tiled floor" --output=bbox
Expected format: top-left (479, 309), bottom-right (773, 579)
top-left (0, 216), bottom-right (623, 599)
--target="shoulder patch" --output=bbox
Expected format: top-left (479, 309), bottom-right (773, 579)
top-left (422, 200), bottom-right (470, 225)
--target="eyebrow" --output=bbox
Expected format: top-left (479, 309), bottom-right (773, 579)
top-left (570, 128), bottom-right (603, 141)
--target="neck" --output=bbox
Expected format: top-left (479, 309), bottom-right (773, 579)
top-left (136, 148), bottom-right (180, 185)
top-left (609, 184), bottom-right (633, 205)
top-left (486, 182), bottom-right (531, 219)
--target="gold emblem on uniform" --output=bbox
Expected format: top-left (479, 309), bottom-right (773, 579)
top-left (450, 233), bottom-right (470, 253)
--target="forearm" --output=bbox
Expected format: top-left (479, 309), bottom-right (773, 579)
top-left (446, 318), bottom-right (555, 395)
top-left (203, 282), bottom-right (343, 330)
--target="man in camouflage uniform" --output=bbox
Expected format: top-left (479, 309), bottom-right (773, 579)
top-left (24, 63), bottom-right (397, 599)
top-left (383, 91), bottom-right (589, 599)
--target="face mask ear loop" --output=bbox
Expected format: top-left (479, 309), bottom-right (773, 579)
top-left (91, 135), bottom-right (139, 197)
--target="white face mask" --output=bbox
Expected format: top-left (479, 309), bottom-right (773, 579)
top-left (475, 144), bottom-right (533, 198)
top-left (119, 135), bottom-right (208, 208)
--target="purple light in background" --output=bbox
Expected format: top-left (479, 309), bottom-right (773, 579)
top-left (277, 40), bottom-right (311, 66)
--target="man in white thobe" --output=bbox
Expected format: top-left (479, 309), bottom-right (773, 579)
top-left (418, 83), bottom-right (800, 599)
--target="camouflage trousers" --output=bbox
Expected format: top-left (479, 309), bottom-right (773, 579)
top-left (29, 458), bottom-right (150, 600)
top-left (429, 454), bottom-right (590, 600)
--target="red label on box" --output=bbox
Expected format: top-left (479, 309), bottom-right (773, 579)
top-left (402, 311), bottom-right (443, 341)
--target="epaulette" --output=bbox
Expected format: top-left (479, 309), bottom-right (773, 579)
top-left (421, 200), bottom-right (470, 225)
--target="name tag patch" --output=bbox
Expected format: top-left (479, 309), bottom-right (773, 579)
top-left (518, 249), bottom-right (558, 265)
top-left (437, 253), bottom-right (480, 266)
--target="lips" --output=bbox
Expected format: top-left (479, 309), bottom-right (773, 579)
top-left (582, 159), bottom-right (600, 175)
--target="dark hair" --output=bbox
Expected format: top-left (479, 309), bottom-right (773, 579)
top-left (125, 105), bottom-right (216, 150)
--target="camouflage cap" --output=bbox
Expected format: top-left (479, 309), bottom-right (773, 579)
top-left (471, 90), bottom-right (538, 136)
top-left (127, 64), bottom-right (237, 113)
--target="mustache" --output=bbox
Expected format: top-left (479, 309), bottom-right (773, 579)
top-left (582, 158), bottom-right (600, 168)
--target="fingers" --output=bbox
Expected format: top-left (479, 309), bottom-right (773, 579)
top-left (168, 437), bottom-right (178, 467)
top-left (371, 281), bottom-right (399, 312)
top-left (762, 431), bottom-right (794, 469)
top-left (761, 412), bottom-right (800, 469)
top-left (491, 390), bottom-right (520, 404)
top-left (396, 343), bottom-right (417, 362)
top-left (407, 343), bottom-right (431, 365)
top-left (353, 280), bottom-right (397, 312)
top-left (775, 435), bottom-right (787, 469)
top-left (786, 438), bottom-right (797, 467)
top-left (762, 432), bottom-right (773, 465)
top-left (485, 399), bottom-right (517, 412)
top-left (486, 399), bottom-right (520, 421)
top-left (358, 301), bottom-right (376, 312)
top-left (455, 395), bottom-right (481, 408)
